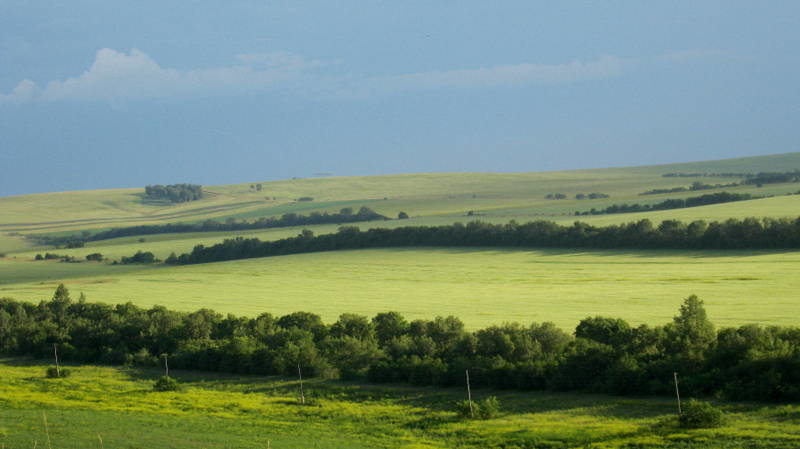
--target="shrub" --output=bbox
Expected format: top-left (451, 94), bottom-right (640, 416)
top-left (398, 211), bottom-right (409, 219)
top-left (454, 396), bottom-right (501, 420)
top-left (85, 253), bottom-right (103, 261)
top-left (45, 367), bottom-right (71, 378)
top-left (153, 376), bottom-right (181, 392)
top-left (679, 399), bottom-right (724, 429)
top-left (455, 399), bottom-right (477, 418)
top-left (477, 396), bottom-right (501, 419)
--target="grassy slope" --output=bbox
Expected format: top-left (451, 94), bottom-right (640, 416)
top-left (2, 152), bottom-right (799, 241)
top-left (3, 248), bottom-right (799, 330)
top-left (2, 359), bottom-right (799, 449)
top-left (1, 152), bottom-right (799, 329)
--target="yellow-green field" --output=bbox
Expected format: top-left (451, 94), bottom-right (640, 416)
top-left (2, 152), bottom-right (800, 330)
top-left (2, 152), bottom-right (800, 244)
top-left (2, 359), bottom-right (799, 449)
top-left (2, 153), bottom-right (800, 447)
top-left (3, 248), bottom-right (798, 330)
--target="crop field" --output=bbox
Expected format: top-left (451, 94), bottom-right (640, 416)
top-left (3, 248), bottom-right (799, 330)
top-left (2, 359), bottom-right (799, 449)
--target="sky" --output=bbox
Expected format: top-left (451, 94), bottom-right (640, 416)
top-left (1, 1), bottom-right (799, 196)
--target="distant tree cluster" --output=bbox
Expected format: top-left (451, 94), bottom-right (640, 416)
top-left (144, 184), bottom-right (203, 203)
top-left (574, 193), bottom-right (610, 200)
top-left (575, 192), bottom-right (754, 216)
top-left (119, 251), bottom-right (157, 264)
top-left (85, 253), bottom-right (104, 261)
top-left (296, 197), bottom-right (314, 202)
top-left (663, 172), bottom-right (751, 178)
top-left (1, 287), bottom-right (798, 402)
top-left (742, 170), bottom-right (800, 186)
top-left (545, 193), bottom-right (567, 199)
top-left (34, 253), bottom-right (79, 263)
top-left (640, 181), bottom-right (740, 196)
top-left (31, 207), bottom-right (388, 246)
top-left (167, 217), bottom-right (800, 266)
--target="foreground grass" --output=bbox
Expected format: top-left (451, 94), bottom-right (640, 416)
top-left (1, 359), bottom-right (799, 448)
top-left (2, 248), bottom-right (799, 330)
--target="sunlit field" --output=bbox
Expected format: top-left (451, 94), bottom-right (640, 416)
top-left (3, 248), bottom-right (798, 330)
top-left (2, 359), bottom-right (799, 449)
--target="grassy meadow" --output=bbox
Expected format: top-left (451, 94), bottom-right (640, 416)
top-left (2, 248), bottom-right (799, 330)
top-left (2, 359), bottom-right (800, 449)
top-left (2, 151), bottom-right (800, 242)
top-left (2, 152), bottom-right (800, 447)
top-left (1, 152), bottom-right (800, 330)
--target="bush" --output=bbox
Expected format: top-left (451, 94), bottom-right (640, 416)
top-left (85, 253), bottom-right (103, 261)
top-left (45, 367), bottom-right (71, 378)
top-left (454, 396), bottom-right (501, 420)
top-left (455, 399), bottom-right (477, 418)
top-left (153, 375), bottom-right (181, 392)
top-left (477, 396), bottom-right (501, 419)
top-left (398, 211), bottom-right (409, 219)
top-left (679, 399), bottom-right (724, 429)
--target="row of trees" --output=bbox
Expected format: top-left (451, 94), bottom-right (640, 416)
top-left (166, 217), bottom-right (800, 266)
top-left (575, 192), bottom-right (754, 216)
top-left (1, 286), bottom-right (797, 401)
top-left (742, 170), bottom-right (800, 186)
top-left (640, 181), bottom-right (740, 195)
top-left (144, 184), bottom-right (203, 203)
top-left (645, 170), bottom-right (800, 195)
top-left (32, 207), bottom-right (388, 246)
top-left (575, 193), bottom-right (610, 200)
top-left (662, 172), bottom-right (750, 178)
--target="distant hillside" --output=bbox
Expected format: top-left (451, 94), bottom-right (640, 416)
top-left (1, 151), bottom-right (799, 254)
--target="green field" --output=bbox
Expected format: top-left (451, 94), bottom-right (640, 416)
top-left (2, 152), bottom-right (800, 330)
top-left (2, 359), bottom-right (799, 449)
top-left (2, 152), bottom-right (800, 243)
top-left (3, 248), bottom-right (798, 330)
top-left (2, 153), bottom-right (800, 447)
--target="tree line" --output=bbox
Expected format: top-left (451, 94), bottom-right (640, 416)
top-left (651, 170), bottom-right (800, 193)
top-left (742, 170), bottom-right (800, 186)
top-left (31, 207), bottom-right (388, 247)
top-left (662, 172), bottom-right (751, 178)
top-left (575, 192), bottom-right (754, 216)
top-left (1, 286), bottom-right (797, 402)
top-left (640, 181), bottom-right (741, 195)
top-left (144, 184), bottom-right (204, 203)
top-left (160, 217), bottom-right (800, 266)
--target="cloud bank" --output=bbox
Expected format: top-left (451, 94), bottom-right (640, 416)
top-left (2, 49), bottom-right (711, 104)
top-left (374, 55), bottom-right (625, 91)
top-left (0, 48), bottom-right (322, 103)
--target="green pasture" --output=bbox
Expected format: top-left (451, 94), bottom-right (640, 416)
top-left (2, 359), bottom-right (799, 449)
top-left (5, 192), bottom-right (800, 264)
top-left (2, 152), bottom-right (799, 243)
top-left (3, 248), bottom-right (799, 330)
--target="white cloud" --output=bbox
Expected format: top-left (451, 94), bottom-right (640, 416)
top-left (5, 49), bottom-right (722, 104)
top-left (0, 79), bottom-right (39, 104)
top-left (2, 48), bottom-right (322, 103)
top-left (364, 55), bottom-right (626, 93)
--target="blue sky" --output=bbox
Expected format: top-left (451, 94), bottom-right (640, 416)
top-left (1, 1), bottom-right (799, 195)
